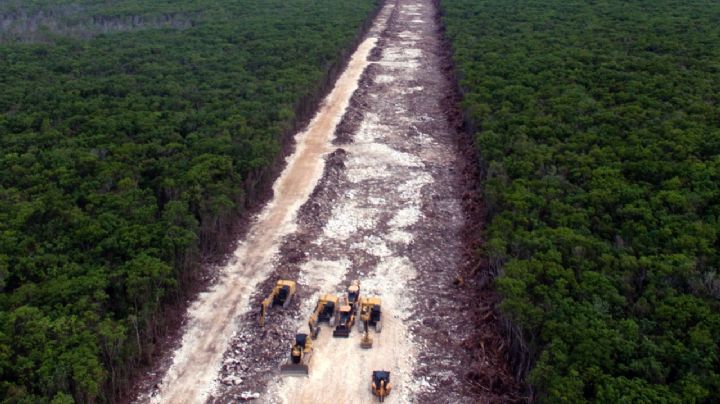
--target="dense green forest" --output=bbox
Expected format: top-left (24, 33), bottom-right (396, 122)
top-left (0, 0), bottom-right (377, 401)
top-left (442, 0), bottom-right (720, 402)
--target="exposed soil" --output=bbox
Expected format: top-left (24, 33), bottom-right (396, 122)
top-left (136, 0), bottom-right (525, 403)
top-left (210, 0), bottom-right (524, 402)
top-left (134, 18), bottom-right (382, 404)
top-left (126, 2), bottom-right (387, 402)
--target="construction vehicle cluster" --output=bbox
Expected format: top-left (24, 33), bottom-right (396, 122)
top-left (257, 279), bottom-right (391, 401)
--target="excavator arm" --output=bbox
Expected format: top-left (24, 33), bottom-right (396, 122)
top-left (361, 317), bottom-right (373, 348)
top-left (259, 297), bottom-right (272, 327)
top-left (308, 312), bottom-right (320, 339)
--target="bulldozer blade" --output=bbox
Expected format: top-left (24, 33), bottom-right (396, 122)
top-left (333, 328), bottom-right (351, 338)
top-left (280, 363), bottom-right (309, 376)
top-left (361, 339), bottom-right (373, 349)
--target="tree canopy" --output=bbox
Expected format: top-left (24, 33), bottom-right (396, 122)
top-left (0, 0), bottom-right (378, 401)
top-left (441, 0), bottom-right (720, 401)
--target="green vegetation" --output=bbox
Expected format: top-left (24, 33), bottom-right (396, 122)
top-left (441, 0), bottom-right (720, 401)
top-left (0, 0), bottom-right (377, 401)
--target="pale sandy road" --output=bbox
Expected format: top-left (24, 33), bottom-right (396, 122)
top-left (262, 0), bottom-right (446, 402)
top-left (268, 257), bottom-right (419, 404)
top-left (147, 36), bottom-right (378, 404)
top-left (272, 315), bottom-right (413, 403)
top-left (211, 0), bottom-right (508, 399)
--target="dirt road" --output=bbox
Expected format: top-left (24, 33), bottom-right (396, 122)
top-left (140, 0), bottom-right (521, 402)
top-left (144, 28), bottom-right (379, 404)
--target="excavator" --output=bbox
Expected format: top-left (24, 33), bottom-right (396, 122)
top-left (371, 370), bottom-right (392, 402)
top-left (332, 300), bottom-right (356, 337)
top-left (280, 331), bottom-right (313, 376)
top-left (358, 296), bottom-right (382, 348)
top-left (258, 280), bottom-right (296, 327)
top-left (308, 294), bottom-right (339, 339)
top-left (347, 280), bottom-right (360, 310)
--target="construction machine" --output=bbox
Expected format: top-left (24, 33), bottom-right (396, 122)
top-left (371, 370), bottom-right (392, 402)
top-left (358, 296), bottom-right (382, 348)
top-left (258, 280), bottom-right (296, 327)
top-left (308, 294), bottom-right (339, 339)
top-left (358, 296), bottom-right (382, 332)
top-left (360, 318), bottom-right (374, 348)
top-left (346, 280), bottom-right (360, 310)
top-left (332, 301), bottom-right (356, 337)
top-left (280, 332), bottom-right (312, 376)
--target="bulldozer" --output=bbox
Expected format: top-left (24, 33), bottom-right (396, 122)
top-left (280, 332), bottom-right (312, 376)
top-left (332, 301), bottom-right (356, 337)
top-left (371, 370), bottom-right (392, 402)
top-left (358, 296), bottom-right (382, 348)
top-left (258, 280), bottom-right (296, 327)
top-left (308, 294), bottom-right (339, 339)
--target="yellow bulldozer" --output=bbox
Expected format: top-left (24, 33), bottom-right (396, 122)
top-left (358, 296), bottom-right (382, 348)
top-left (332, 300), bottom-right (355, 337)
top-left (308, 294), bottom-right (339, 339)
top-left (371, 370), bottom-right (392, 402)
top-left (280, 332), bottom-right (312, 376)
top-left (258, 280), bottom-right (296, 327)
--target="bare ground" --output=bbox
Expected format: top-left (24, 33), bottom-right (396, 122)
top-left (136, 33), bottom-right (379, 404)
top-left (210, 0), bottom-right (523, 402)
top-left (137, 0), bottom-right (524, 402)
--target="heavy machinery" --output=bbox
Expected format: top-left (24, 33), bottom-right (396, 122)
top-left (360, 319), bottom-right (374, 348)
top-left (358, 296), bottom-right (382, 332)
top-left (280, 332), bottom-right (312, 375)
top-left (258, 280), bottom-right (296, 327)
top-left (371, 370), bottom-right (392, 402)
top-left (332, 301), bottom-right (356, 337)
top-left (347, 280), bottom-right (360, 310)
top-left (308, 294), bottom-right (339, 339)
top-left (358, 296), bottom-right (382, 348)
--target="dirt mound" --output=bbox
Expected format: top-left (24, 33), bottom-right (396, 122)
top-left (333, 65), bottom-right (379, 145)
